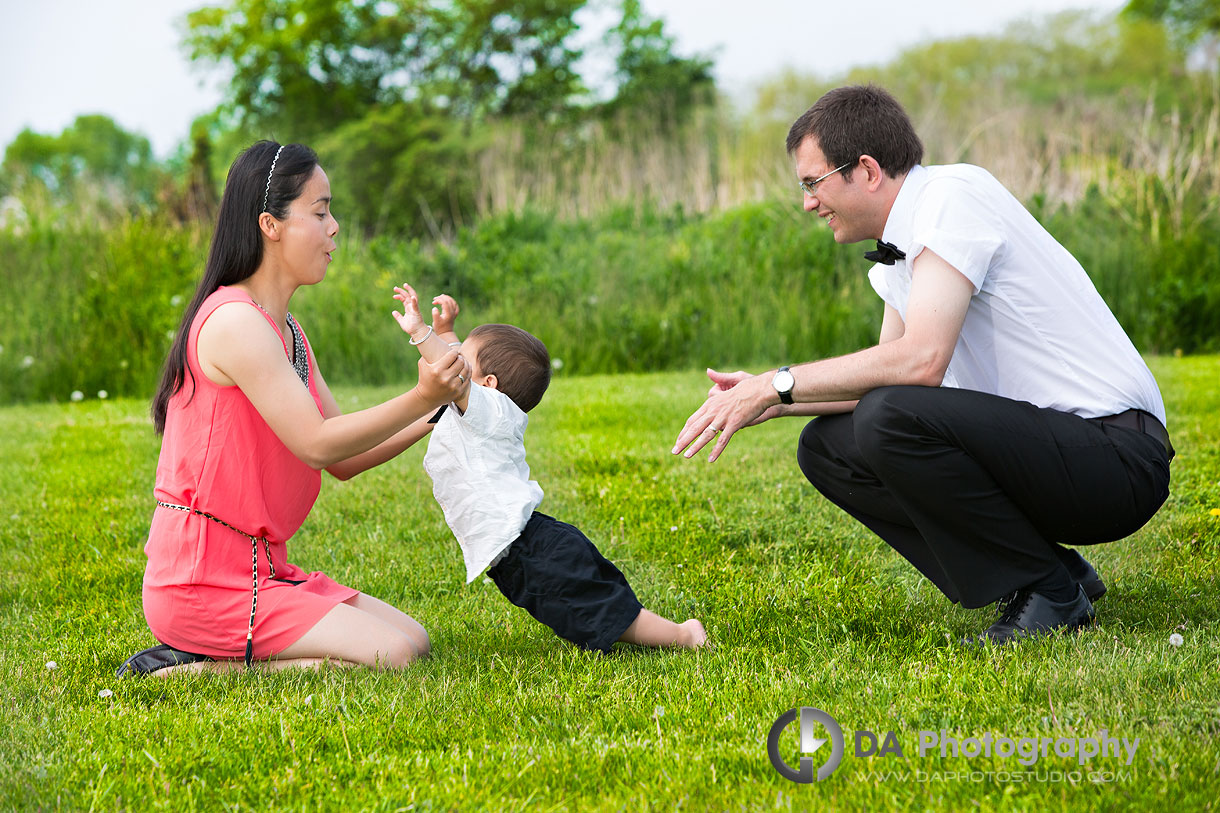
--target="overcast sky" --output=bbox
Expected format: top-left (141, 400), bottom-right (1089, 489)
top-left (1, 0), bottom-right (1125, 158)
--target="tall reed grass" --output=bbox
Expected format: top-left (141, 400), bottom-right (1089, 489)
top-left (472, 85), bottom-right (1220, 237)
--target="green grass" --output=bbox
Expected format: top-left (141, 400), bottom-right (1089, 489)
top-left (1, 357), bottom-right (1217, 810)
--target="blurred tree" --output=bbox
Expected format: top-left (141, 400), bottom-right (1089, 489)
top-left (845, 11), bottom-right (1189, 119)
top-left (314, 102), bottom-right (472, 237)
top-left (1124, 0), bottom-right (1220, 43)
top-left (184, 0), bottom-right (591, 139)
top-left (1, 114), bottom-right (159, 208)
top-left (183, 0), bottom-right (717, 235)
top-left (599, 0), bottom-right (715, 124)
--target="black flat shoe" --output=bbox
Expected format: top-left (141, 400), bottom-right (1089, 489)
top-left (966, 586), bottom-right (1095, 646)
top-left (115, 644), bottom-right (212, 678)
top-left (1057, 548), bottom-right (1107, 602)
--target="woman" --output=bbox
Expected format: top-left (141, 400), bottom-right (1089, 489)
top-left (117, 141), bottom-right (470, 676)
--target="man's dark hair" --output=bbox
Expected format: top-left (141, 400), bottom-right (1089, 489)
top-left (468, 324), bottom-right (551, 413)
top-left (785, 85), bottom-right (923, 182)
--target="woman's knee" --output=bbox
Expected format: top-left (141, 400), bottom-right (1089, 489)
top-left (374, 630), bottom-right (427, 668)
top-left (279, 603), bottom-right (427, 668)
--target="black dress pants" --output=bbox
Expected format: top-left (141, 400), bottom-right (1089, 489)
top-left (797, 386), bottom-right (1171, 608)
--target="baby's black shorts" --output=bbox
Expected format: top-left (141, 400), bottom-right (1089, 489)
top-left (487, 512), bottom-right (643, 653)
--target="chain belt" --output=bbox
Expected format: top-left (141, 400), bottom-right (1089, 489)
top-left (156, 500), bottom-right (276, 668)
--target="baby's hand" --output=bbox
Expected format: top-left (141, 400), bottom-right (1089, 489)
top-left (392, 284), bottom-right (427, 339)
top-left (431, 293), bottom-right (460, 335)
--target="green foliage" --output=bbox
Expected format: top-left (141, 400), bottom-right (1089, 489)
top-left (289, 201), bottom-right (878, 386)
top-left (5, 191), bottom-right (1220, 405)
top-left (1, 115), bottom-right (161, 212)
top-left (184, 0), bottom-right (592, 138)
top-left (599, 0), bottom-right (716, 125)
top-left (847, 11), bottom-right (1191, 117)
top-left (1125, 0), bottom-right (1220, 45)
top-left (180, 0), bottom-right (719, 235)
top-left (1, 358), bottom-right (1218, 808)
top-left (0, 218), bottom-right (205, 404)
top-left (313, 103), bottom-right (475, 238)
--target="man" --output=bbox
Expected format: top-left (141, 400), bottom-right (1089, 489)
top-left (672, 85), bottom-right (1172, 645)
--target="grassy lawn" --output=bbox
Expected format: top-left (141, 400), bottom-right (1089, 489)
top-left (1, 357), bottom-right (1216, 810)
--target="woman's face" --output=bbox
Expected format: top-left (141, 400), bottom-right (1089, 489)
top-left (277, 165), bottom-right (338, 285)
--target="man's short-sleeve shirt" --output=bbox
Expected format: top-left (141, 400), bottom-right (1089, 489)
top-left (868, 163), bottom-right (1166, 424)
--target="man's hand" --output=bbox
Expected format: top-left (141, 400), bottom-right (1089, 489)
top-left (672, 372), bottom-right (775, 462)
top-left (705, 368), bottom-right (750, 396)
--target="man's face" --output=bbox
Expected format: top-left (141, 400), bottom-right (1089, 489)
top-left (793, 137), bottom-right (871, 244)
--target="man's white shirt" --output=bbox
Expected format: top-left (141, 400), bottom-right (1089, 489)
top-left (868, 163), bottom-right (1166, 425)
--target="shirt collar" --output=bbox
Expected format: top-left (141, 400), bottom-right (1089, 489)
top-left (880, 164), bottom-right (928, 258)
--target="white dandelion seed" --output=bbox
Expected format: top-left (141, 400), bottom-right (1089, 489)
top-left (170, 294), bottom-right (184, 307)
top-left (1169, 633), bottom-right (1184, 647)
top-left (70, 391), bottom-right (84, 402)
top-left (97, 390), bottom-right (108, 400)
top-left (21, 355), bottom-right (34, 368)
top-left (98, 689), bottom-right (113, 699)
top-left (551, 358), bottom-right (564, 371)
top-left (46, 661), bottom-right (57, 670)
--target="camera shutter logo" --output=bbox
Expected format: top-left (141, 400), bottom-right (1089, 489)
top-left (767, 707), bottom-right (845, 783)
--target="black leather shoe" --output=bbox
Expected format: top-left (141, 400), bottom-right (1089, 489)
top-left (115, 643), bottom-right (212, 678)
top-left (967, 586), bottom-right (1095, 646)
top-left (1057, 549), bottom-right (1107, 602)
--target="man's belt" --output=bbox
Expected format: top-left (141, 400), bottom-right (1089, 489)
top-left (1092, 409), bottom-right (1174, 460)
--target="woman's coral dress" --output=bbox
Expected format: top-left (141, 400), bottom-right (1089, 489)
top-left (142, 286), bottom-right (357, 659)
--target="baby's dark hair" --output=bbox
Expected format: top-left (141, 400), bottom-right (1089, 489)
top-left (468, 324), bottom-right (551, 413)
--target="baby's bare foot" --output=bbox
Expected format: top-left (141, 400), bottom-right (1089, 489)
top-left (680, 619), bottom-right (707, 649)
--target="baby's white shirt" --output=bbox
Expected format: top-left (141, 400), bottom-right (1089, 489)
top-left (423, 384), bottom-right (543, 582)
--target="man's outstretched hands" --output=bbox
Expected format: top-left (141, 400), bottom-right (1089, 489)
top-left (672, 368), bottom-right (777, 463)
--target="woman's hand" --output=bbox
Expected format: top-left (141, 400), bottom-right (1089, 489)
top-left (415, 348), bottom-right (471, 407)
top-left (391, 284), bottom-right (428, 340)
top-left (431, 293), bottom-right (460, 336)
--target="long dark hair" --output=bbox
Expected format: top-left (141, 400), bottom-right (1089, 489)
top-left (152, 140), bottom-right (319, 434)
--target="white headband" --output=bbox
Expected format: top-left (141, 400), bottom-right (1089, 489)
top-left (261, 145), bottom-right (286, 213)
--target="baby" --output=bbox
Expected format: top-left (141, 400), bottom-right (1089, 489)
top-left (392, 284), bottom-right (706, 653)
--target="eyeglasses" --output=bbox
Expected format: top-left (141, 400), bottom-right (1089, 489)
top-left (798, 161), bottom-right (853, 198)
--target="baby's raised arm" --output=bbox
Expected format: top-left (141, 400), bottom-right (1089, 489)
top-left (393, 284), bottom-right (457, 364)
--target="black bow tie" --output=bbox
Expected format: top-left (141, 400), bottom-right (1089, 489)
top-left (864, 240), bottom-right (906, 265)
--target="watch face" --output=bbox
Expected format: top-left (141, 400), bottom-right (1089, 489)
top-left (773, 369), bottom-right (795, 393)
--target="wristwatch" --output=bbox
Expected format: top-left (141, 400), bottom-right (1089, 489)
top-left (772, 366), bottom-right (795, 404)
